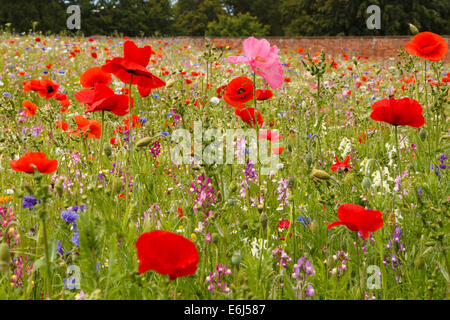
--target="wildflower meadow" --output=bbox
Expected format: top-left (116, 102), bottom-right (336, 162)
top-left (0, 28), bottom-right (448, 301)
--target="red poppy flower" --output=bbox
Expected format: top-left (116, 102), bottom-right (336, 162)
top-left (216, 84), bottom-right (227, 98)
top-left (278, 219), bottom-right (290, 230)
top-left (23, 79), bottom-right (59, 100)
top-left (22, 100), bottom-right (37, 116)
top-left (256, 89), bottom-right (273, 100)
top-left (223, 76), bottom-right (254, 108)
top-left (327, 204), bottom-right (384, 239)
top-left (331, 154), bottom-right (353, 172)
top-left (80, 67), bottom-right (112, 89)
top-left (69, 115), bottom-right (102, 139)
top-left (235, 107), bottom-right (263, 129)
top-left (370, 97), bottom-right (425, 127)
top-left (75, 83), bottom-right (132, 117)
top-left (10, 152), bottom-right (58, 174)
top-left (55, 93), bottom-right (68, 101)
top-left (137, 85), bottom-right (152, 97)
top-left (56, 121), bottom-right (68, 131)
top-left (101, 40), bottom-right (165, 90)
top-left (405, 32), bottom-right (448, 61)
top-left (135, 230), bottom-right (199, 280)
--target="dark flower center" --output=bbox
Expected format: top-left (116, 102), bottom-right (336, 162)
top-left (47, 86), bottom-right (54, 93)
top-left (238, 88), bottom-right (245, 94)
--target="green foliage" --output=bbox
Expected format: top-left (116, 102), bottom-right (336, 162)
top-left (0, 0), bottom-right (448, 36)
top-left (206, 12), bottom-right (270, 37)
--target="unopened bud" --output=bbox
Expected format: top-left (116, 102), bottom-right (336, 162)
top-left (211, 233), bottom-right (219, 244)
top-left (362, 177), bottom-right (372, 190)
top-left (259, 212), bottom-right (268, 230)
top-left (305, 153), bottom-right (313, 167)
top-left (312, 169), bottom-right (331, 180)
top-left (409, 23), bottom-right (419, 35)
top-left (136, 137), bottom-right (152, 148)
top-left (231, 251), bottom-right (242, 266)
top-left (166, 79), bottom-right (176, 88)
top-left (419, 129), bottom-right (427, 141)
top-left (388, 211), bottom-right (396, 227)
top-left (229, 181), bottom-right (237, 193)
top-left (104, 143), bottom-right (112, 158)
top-left (257, 203), bottom-right (264, 213)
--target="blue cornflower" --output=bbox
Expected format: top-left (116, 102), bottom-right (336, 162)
top-left (153, 93), bottom-right (160, 99)
top-left (297, 216), bottom-right (311, 226)
top-left (161, 131), bottom-right (169, 136)
top-left (61, 210), bottom-right (78, 224)
top-left (22, 195), bottom-right (40, 210)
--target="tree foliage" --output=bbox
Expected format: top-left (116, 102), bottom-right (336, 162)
top-left (206, 12), bottom-right (270, 37)
top-left (0, 0), bottom-right (448, 36)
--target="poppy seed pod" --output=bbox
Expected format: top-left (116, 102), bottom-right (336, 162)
top-left (104, 143), bottom-right (112, 158)
top-left (419, 129), bottom-right (427, 141)
top-left (136, 137), bottom-right (152, 148)
top-left (231, 251), bottom-right (242, 266)
top-left (362, 177), bottom-right (372, 190)
top-left (312, 169), bottom-right (331, 180)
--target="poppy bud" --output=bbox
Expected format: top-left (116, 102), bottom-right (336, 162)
top-left (287, 144), bottom-right (293, 152)
top-left (311, 219), bottom-right (319, 233)
top-left (259, 212), bottom-right (268, 230)
top-left (0, 243), bottom-right (10, 271)
top-left (55, 179), bottom-right (63, 197)
top-left (388, 211), bottom-right (396, 227)
top-left (104, 143), bottom-right (112, 158)
top-left (362, 177), bottom-right (372, 190)
top-left (305, 153), bottom-right (313, 167)
top-left (419, 129), bottom-right (427, 141)
top-left (166, 79), bottom-right (176, 88)
top-left (312, 169), bottom-right (331, 180)
top-left (409, 23), bottom-right (419, 35)
top-left (257, 203), bottom-right (264, 213)
top-left (229, 181), bottom-right (237, 193)
top-left (136, 137), bottom-right (152, 148)
top-left (231, 251), bottom-right (242, 266)
top-left (211, 233), bottom-right (219, 244)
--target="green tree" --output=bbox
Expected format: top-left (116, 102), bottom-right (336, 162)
top-left (206, 12), bottom-right (270, 37)
top-left (173, 0), bottom-right (224, 36)
top-left (222, 0), bottom-right (284, 36)
top-left (0, 0), bottom-right (66, 34)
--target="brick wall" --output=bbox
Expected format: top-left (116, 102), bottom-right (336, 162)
top-left (155, 36), bottom-right (450, 63)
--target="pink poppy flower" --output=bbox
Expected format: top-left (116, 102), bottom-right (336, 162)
top-left (228, 37), bottom-right (284, 89)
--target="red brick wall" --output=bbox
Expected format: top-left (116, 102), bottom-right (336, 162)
top-left (157, 36), bottom-right (450, 62)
